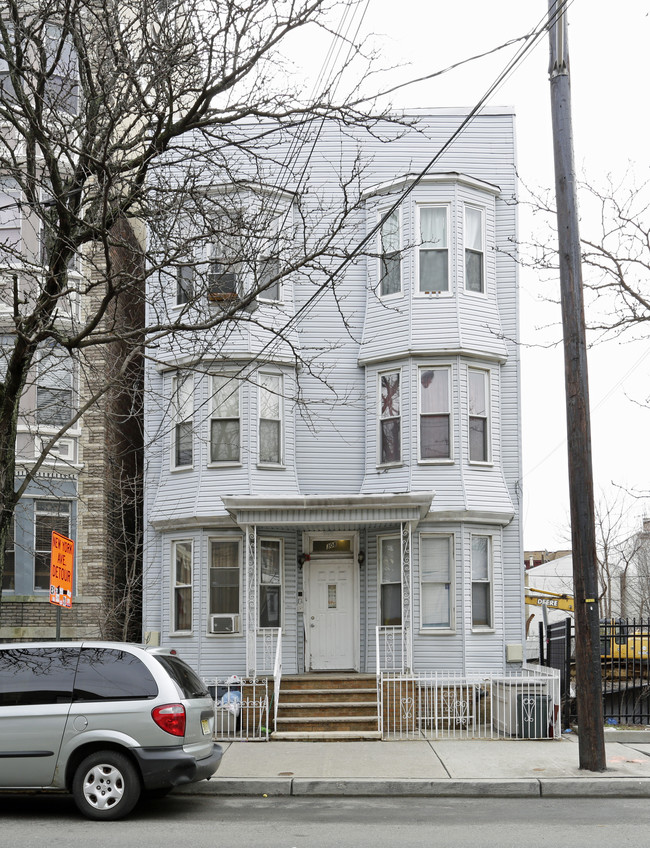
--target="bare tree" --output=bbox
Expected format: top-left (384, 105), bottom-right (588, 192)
top-left (0, 0), bottom-right (393, 623)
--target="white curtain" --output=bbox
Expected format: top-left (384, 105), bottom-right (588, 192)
top-left (420, 207), bottom-right (447, 247)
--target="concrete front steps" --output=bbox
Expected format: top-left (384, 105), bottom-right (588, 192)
top-left (273, 674), bottom-right (381, 741)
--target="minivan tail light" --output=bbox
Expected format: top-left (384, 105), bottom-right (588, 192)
top-left (152, 703), bottom-right (186, 736)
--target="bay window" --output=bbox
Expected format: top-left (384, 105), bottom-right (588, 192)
top-left (172, 372), bottom-right (193, 468)
top-left (379, 209), bottom-right (401, 296)
top-left (468, 368), bottom-right (489, 462)
top-left (418, 206), bottom-right (448, 293)
top-left (471, 535), bottom-right (492, 628)
top-left (210, 375), bottom-right (240, 463)
top-left (379, 536), bottom-right (402, 626)
top-left (420, 534), bottom-right (453, 629)
top-left (259, 373), bottom-right (282, 464)
top-left (465, 206), bottom-right (484, 293)
top-left (379, 370), bottom-right (401, 464)
top-left (419, 366), bottom-right (451, 460)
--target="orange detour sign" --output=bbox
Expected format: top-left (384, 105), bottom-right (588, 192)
top-left (49, 531), bottom-right (74, 608)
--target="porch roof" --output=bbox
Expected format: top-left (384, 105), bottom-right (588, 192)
top-left (221, 492), bottom-right (434, 526)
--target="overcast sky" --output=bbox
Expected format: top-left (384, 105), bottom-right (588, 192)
top-left (294, 0), bottom-right (650, 550)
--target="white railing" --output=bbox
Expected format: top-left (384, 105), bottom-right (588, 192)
top-left (213, 676), bottom-right (270, 741)
top-left (257, 627), bottom-right (281, 675)
top-left (273, 627), bottom-right (282, 731)
top-left (380, 665), bottom-right (561, 740)
top-left (376, 625), bottom-right (406, 673)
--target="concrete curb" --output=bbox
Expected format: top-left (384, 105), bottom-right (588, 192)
top-left (175, 776), bottom-right (650, 799)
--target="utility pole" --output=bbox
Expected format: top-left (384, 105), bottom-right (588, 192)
top-left (547, 1), bottom-right (606, 771)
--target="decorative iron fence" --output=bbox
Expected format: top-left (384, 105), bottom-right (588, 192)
top-left (213, 676), bottom-right (270, 741)
top-left (380, 666), bottom-right (561, 740)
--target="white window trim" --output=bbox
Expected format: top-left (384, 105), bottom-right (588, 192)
top-left (175, 263), bottom-right (194, 308)
top-left (256, 216), bottom-right (284, 304)
top-left (417, 364), bottom-right (453, 464)
top-left (378, 534), bottom-right (402, 627)
top-left (171, 539), bottom-right (193, 635)
top-left (377, 367), bottom-right (402, 467)
top-left (171, 372), bottom-right (194, 471)
top-left (208, 374), bottom-right (241, 466)
top-left (258, 537), bottom-right (284, 629)
top-left (464, 204), bottom-right (486, 296)
top-left (33, 498), bottom-right (72, 594)
top-left (470, 534), bottom-right (494, 632)
top-left (419, 532), bottom-right (455, 633)
top-left (415, 204), bottom-right (452, 298)
top-left (468, 367), bottom-right (492, 466)
top-left (207, 535), bottom-right (242, 636)
top-left (377, 207), bottom-right (402, 299)
top-left (257, 371), bottom-right (284, 468)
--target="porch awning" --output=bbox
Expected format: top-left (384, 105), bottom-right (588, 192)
top-left (221, 492), bottom-right (434, 527)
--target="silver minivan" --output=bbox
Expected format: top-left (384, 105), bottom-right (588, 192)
top-left (0, 642), bottom-right (222, 819)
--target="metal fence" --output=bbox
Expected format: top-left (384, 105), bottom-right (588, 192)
top-left (380, 666), bottom-right (561, 740)
top-left (212, 677), bottom-right (270, 741)
top-left (543, 617), bottom-right (650, 726)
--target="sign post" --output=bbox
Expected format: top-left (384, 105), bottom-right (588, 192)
top-left (49, 531), bottom-right (74, 640)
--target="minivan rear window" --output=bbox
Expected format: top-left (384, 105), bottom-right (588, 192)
top-left (73, 648), bottom-right (158, 701)
top-left (153, 655), bottom-right (210, 699)
top-left (0, 647), bottom-right (78, 706)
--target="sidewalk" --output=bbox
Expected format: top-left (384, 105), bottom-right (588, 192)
top-left (177, 732), bottom-right (650, 799)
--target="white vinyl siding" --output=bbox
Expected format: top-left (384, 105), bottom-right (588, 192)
top-left (471, 535), bottom-right (492, 628)
top-left (420, 534), bottom-right (454, 630)
top-left (172, 540), bottom-right (193, 632)
top-left (417, 205), bottom-right (449, 294)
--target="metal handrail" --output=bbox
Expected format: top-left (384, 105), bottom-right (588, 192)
top-left (273, 627), bottom-right (282, 731)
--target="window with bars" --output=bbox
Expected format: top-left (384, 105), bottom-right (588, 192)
top-left (419, 367), bottom-right (451, 460)
top-left (420, 534), bottom-right (453, 629)
top-left (210, 375), bottom-right (240, 463)
top-left (172, 540), bottom-right (193, 632)
top-left (379, 370), bottom-right (401, 464)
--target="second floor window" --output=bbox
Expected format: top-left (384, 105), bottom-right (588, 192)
top-left (418, 206), bottom-right (448, 293)
top-left (0, 177), bottom-right (21, 262)
top-left (379, 371), bottom-right (401, 464)
top-left (37, 349), bottom-right (74, 428)
top-left (210, 375), bottom-right (240, 463)
top-left (465, 206), bottom-right (484, 293)
top-left (172, 373), bottom-right (193, 468)
top-left (259, 373), bottom-right (282, 464)
top-left (176, 265), bottom-right (194, 306)
top-left (419, 367), bottom-right (450, 460)
top-left (468, 369), bottom-right (489, 462)
top-left (379, 209), bottom-right (401, 296)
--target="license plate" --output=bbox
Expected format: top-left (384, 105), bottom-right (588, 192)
top-left (201, 718), bottom-right (211, 735)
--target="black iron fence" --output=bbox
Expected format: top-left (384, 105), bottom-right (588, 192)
top-left (541, 618), bottom-right (650, 727)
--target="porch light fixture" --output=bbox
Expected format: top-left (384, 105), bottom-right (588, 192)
top-left (357, 550), bottom-right (365, 566)
top-left (297, 553), bottom-right (310, 568)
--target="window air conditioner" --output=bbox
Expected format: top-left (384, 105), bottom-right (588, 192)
top-left (210, 614), bottom-right (239, 634)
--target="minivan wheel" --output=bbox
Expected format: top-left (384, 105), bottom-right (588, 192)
top-left (72, 750), bottom-right (141, 820)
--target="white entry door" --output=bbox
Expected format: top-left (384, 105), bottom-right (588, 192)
top-left (305, 558), bottom-right (357, 671)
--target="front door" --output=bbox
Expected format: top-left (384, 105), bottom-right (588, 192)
top-left (305, 558), bottom-right (357, 671)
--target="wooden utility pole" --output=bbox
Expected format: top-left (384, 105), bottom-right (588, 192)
top-left (547, 0), bottom-right (606, 771)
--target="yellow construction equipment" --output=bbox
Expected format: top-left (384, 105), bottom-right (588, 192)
top-left (525, 588), bottom-right (575, 612)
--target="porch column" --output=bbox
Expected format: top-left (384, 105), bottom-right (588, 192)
top-left (245, 524), bottom-right (257, 676)
top-left (401, 521), bottom-right (413, 673)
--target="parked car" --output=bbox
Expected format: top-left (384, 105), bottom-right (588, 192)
top-left (0, 642), bottom-right (222, 819)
